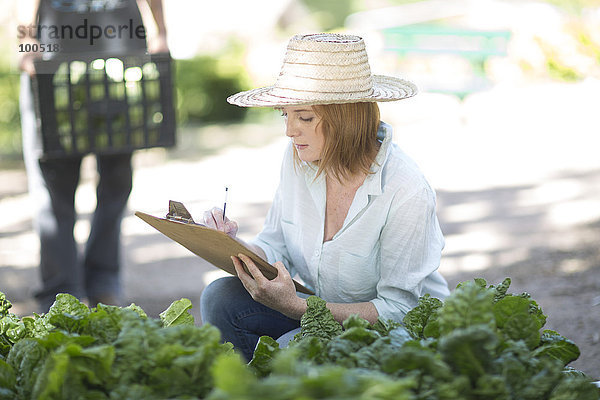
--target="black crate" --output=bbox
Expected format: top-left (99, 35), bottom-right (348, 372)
top-left (33, 52), bottom-right (176, 159)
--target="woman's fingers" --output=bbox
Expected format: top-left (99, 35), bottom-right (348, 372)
top-left (273, 261), bottom-right (291, 280)
top-left (231, 256), bottom-right (253, 289)
top-left (231, 254), bottom-right (268, 298)
top-left (237, 253), bottom-right (267, 284)
top-left (224, 220), bottom-right (238, 237)
top-left (203, 210), bottom-right (215, 228)
top-left (203, 207), bottom-right (237, 235)
top-left (211, 207), bottom-right (225, 230)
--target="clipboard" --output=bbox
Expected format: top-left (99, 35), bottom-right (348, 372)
top-left (135, 201), bottom-right (314, 295)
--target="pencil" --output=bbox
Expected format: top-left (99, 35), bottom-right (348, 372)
top-left (223, 186), bottom-right (229, 221)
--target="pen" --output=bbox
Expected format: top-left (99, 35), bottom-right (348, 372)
top-left (223, 186), bottom-right (228, 222)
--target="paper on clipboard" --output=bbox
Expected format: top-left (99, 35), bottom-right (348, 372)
top-left (135, 202), bottom-right (314, 295)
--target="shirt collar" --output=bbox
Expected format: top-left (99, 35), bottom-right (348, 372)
top-left (362, 121), bottom-right (393, 196)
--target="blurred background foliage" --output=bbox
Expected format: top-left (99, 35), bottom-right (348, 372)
top-left (0, 0), bottom-right (599, 162)
top-left (299, 0), bottom-right (360, 32)
top-left (174, 39), bottom-right (250, 125)
top-left (0, 59), bottom-right (21, 162)
top-left (544, 0), bottom-right (600, 14)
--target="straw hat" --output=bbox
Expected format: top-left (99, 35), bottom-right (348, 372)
top-left (227, 33), bottom-right (417, 108)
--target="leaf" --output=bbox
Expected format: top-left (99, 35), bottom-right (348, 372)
top-left (339, 326), bottom-right (380, 345)
top-left (123, 303), bottom-right (148, 319)
top-left (437, 280), bottom-right (496, 335)
top-left (342, 314), bottom-right (370, 330)
top-left (287, 336), bottom-right (328, 365)
top-left (31, 351), bottom-right (70, 399)
top-left (494, 296), bottom-right (543, 349)
top-left (494, 295), bottom-right (530, 328)
top-left (0, 294), bottom-right (11, 318)
top-left (380, 341), bottom-right (454, 380)
top-left (402, 294), bottom-right (443, 339)
top-left (503, 313), bottom-right (541, 349)
top-left (438, 325), bottom-right (499, 383)
top-left (48, 312), bottom-right (90, 334)
top-left (549, 374), bottom-right (600, 400)
top-left (491, 277), bottom-right (512, 302)
top-left (6, 339), bottom-right (49, 399)
top-left (0, 314), bottom-right (25, 344)
top-left (47, 293), bottom-right (90, 319)
top-left (45, 293), bottom-right (91, 334)
top-left (473, 374), bottom-right (511, 400)
top-left (0, 358), bottom-right (15, 392)
top-left (159, 298), bottom-right (194, 327)
top-left (524, 295), bottom-right (547, 328)
top-left (249, 336), bottom-right (280, 377)
top-left (532, 330), bottom-right (580, 366)
top-left (369, 318), bottom-right (402, 337)
top-left (210, 352), bottom-right (256, 397)
top-left (496, 340), bottom-right (564, 399)
top-left (294, 296), bottom-right (342, 341)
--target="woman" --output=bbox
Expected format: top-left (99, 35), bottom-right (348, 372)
top-left (201, 33), bottom-right (449, 361)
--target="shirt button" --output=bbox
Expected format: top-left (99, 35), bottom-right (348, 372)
top-left (314, 249), bottom-right (320, 258)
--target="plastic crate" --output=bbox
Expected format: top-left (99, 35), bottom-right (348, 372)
top-left (33, 52), bottom-right (176, 159)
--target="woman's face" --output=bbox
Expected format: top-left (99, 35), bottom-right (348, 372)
top-left (282, 106), bottom-right (324, 162)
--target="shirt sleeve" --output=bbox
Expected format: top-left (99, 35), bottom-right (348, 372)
top-left (370, 184), bottom-right (446, 322)
top-left (250, 184), bottom-right (293, 267)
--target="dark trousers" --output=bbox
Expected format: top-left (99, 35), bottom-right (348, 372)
top-left (200, 277), bottom-right (301, 361)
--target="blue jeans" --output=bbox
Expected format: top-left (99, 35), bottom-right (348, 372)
top-left (20, 74), bottom-right (132, 311)
top-left (200, 277), bottom-right (301, 361)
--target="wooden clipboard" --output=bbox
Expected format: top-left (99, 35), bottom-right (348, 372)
top-left (135, 201), bottom-right (314, 295)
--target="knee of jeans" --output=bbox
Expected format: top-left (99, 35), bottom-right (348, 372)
top-left (200, 276), bottom-right (240, 325)
top-left (276, 327), bottom-right (301, 349)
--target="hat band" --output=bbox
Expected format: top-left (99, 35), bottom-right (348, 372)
top-left (270, 86), bottom-right (375, 101)
top-left (280, 61), bottom-right (372, 80)
top-left (275, 74), bottom-right (373, 93)
top-left (284, 49), bottom-right (369, 66)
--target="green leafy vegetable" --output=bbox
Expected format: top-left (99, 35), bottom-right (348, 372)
top-left (242, 278), bottom-right (598, 400)
top-left (532, 330), bottom-right (581, 366)
top-left (2, 277), bottom-right (599, 400)
top-left (438, 324), bottom-right (498, 383)
top-left (158, 298), bottom-right (194, 327)
top-left (402, 293), bottom-right (443, 339)
top-left (248, 336), bottom-right (280, 377)
top-left (0, 292), bottom-right (233, 399)
top-left (437, 279), bottom-right (497, 335)
top-left (0, 294), bottom-right (11, 318)
top-left (490, 277), bottom-right (512, 302)
top-left (0, 358), bottom-right (16, 399)
top-left (294, 296), bottom-right (342, 341)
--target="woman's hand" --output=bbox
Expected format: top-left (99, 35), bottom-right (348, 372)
top-left (231, 253), bottom-right (306, 320)
top-left (203, 207), bottom-right (238, 238)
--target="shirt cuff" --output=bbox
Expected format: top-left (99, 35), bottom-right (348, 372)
top-left (370, 295), bottom-right (416, 323)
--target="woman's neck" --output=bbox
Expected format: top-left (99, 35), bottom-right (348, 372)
top-left (326, 170), bottom-right (368, 189)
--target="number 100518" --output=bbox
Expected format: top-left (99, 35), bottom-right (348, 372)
top-left (19, 43), bottom-right (60, 53)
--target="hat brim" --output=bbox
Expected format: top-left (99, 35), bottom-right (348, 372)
top-left (227, 75), bottom-right (418, 108)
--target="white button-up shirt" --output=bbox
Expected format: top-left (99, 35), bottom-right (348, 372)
top-left (251, 122), bottom-right (449, 322)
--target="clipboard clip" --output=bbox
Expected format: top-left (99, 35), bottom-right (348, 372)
top-left (166, 200), bottom-right (198, 225)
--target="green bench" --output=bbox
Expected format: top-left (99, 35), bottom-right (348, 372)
top-left (382, 24), bottom-right (512, 98)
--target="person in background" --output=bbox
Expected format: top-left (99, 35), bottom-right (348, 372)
top-left (200, 33), bottom-right (450, 361)
top-left (18, 0), bottom-right (168, 311)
